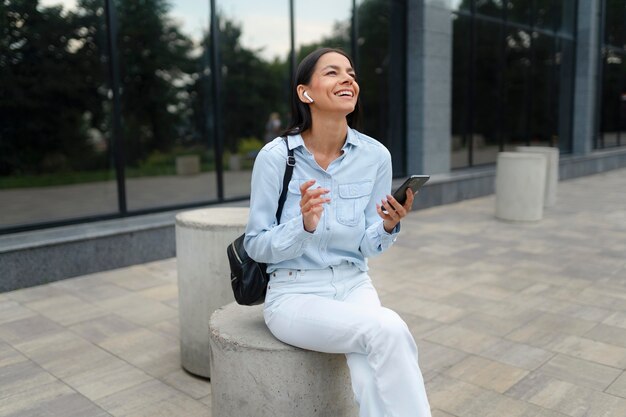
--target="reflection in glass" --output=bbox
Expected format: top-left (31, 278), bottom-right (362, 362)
top-left (475, 0), bottom-right (504, 18)
top-left (116, 0), bottom-right (217, 210)
top-left (451, 14), bottom-right (471, 169)
top-left (506, 0), bottom-right (531, 26)
top-left (529, 32), bottom-right (555, 147)
top-left (295, 0), bottom-right (352, 60)
top-left (604, 0), bottom-right (625, 49)
top-left (473, 19), bottom-right (503, 165)
top-left (503, 25), bottom-right (531, 152)
top-left (0, 0), bottom-right (117, 228)
top-left (599, 50), bottom-right (625, 148)
top-left (357, 0), bottom-right (406, 176)
top-left (218, 0), bottom-right (290, 199)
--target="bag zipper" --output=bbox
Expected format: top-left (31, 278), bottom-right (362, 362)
top-left (231, 241), bottom-right (243, 264)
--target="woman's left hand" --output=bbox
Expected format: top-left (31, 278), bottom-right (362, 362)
top-left (376, 189), bottom-right (415, 233)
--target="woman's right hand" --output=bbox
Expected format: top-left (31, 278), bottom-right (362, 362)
top-left (299, 179), bottom-right (330, 233)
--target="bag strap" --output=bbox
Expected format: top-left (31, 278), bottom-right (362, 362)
top-left (275, 136), bottom-right (295, 224)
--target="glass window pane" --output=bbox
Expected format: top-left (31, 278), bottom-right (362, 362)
top-left (472, 19), bottom-right (503, 165)
top-left (451, 0), bottom-right (471, 13)
top-left (218, 0), bottom-right (291, 199)
top-left (554, 37), bottom-right (575, 152)
top-left (506, 0), bottom-right (531, 26)
top-left (555, 0), bottom-right (576, 37)
top-left (503, 26), bottom-right (531, 152)
top-left (295, 0), bottom-right (352, 59)
top-left (529, 32), bottom-right (555, 147)
top-left (451, 14), bottom-right (471, 169)
top-left (357, 0), bottom-right (406, 176)
top-left (605, 0), bottom-right (625, 49)
top-left (534, 0), bottom-right (555, 31)
top-left (115, 0), bottom-right (216, 211)
top-left (476, 0), bottom-right (504, 19)
top-left (600, 50), bottom-right (625, 148)
top-left (0, 0), bottom-right (117, 229)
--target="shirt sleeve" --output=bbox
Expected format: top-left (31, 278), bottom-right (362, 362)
top-left (359, 147), bottom-right (401, 257)
top-left (243, 146), bottom-right (314, 264)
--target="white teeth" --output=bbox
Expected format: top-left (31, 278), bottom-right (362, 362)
top-left (336, 91), bottom-right (353, 97)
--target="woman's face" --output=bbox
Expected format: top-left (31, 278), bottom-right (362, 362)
top-left (299, 52), bottom-right (360, 117)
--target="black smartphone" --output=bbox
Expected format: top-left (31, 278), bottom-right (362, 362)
top-left (392, 175), bottom-right (430, 205)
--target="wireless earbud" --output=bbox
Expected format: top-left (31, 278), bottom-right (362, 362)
top-left (303, 91), bottom-right (314, 103)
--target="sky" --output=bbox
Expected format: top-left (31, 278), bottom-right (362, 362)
top-left (39, 0), bottom-right (353, 61)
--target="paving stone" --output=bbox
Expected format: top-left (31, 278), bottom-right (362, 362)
top-left (424, 324), bottom-right (501, 355)
top-left (97, 328), bottom-right (180, 378)
top-left (0, 300), bottom-right (38, 326)
top-left (98, 264), bottom-right (172, 291)
top-left (63, 358), bottom-right (153, 401)
top-left (0, 315), bottom-right (65, 346)
top-left (548, 335), bottom-right (626, 369)
top-left (149, 317), bottom-right (179, 340)
top-left (69, 314), bottom-right (141, 344)
top-left (96, 379), bottom-right (210, 417)
top-left (0, 342), bottom-right (28, 369)
top-left (137, 284), bottom-right (178, 303)
top-left (426, 374), bottom-right (494, 417)
top-left (0, 380), bottom-right (79, 416)
top-left (0, 361), bottom-right (58, 400)
top-left (444, 355), bottom-right (528, 393)
top-left (161, 368), bottom-right (211, 399)
top-left (389, 293), bottom-right (467, 323)
top-left (454, 311), bottom-right (528, 337)
top-left (24, 294), bottom-right (108, 327)
top-left (14, 331), bottom-right (115, 380)
top-left (603, 311), bottom-right (626, 330)
top-left (418, 340), bottom-right (468, 373)
top-left (479, 339), bottom-right (554, 371)
top-left (585, 323), bottom-right (626, 348)
top-left (507, 372), bottom-right (626, 417)
top-left (606, 372), bottom-right (626, 399)
top-left (537, 353), bottom-right (622, 391)
top-left (94, 294), bottom-right (178, 326)
top-left (431, 410), bottom-right (457, 417)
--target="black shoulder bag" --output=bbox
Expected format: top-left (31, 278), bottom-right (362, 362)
top-left (227, 137), bottom-right (295, 305)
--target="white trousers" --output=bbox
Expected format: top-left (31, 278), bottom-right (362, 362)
top-left (263, 262), bottom-right (432, 417)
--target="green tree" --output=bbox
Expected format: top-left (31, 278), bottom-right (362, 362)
top-left (114, 0), bottom-right (196, 165)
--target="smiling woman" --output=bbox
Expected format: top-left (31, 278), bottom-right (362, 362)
top-left (243, 48), bottom-right (433, 417)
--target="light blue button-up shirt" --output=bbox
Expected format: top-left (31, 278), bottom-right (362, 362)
top-left (244, 128), bottom-right (400, 273)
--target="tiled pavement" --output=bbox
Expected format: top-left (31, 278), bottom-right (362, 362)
top-left (1, 167), bottom-right (625, 417)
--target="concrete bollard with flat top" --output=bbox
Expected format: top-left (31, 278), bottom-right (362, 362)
top-left (209, 302), bottom-right (359, 417)
top-left (175, 207), bottom-right (248, 377)
top-left (516, 146), bottom-right (559, 206)
top-left (495, 152), bottom-right (547, 221)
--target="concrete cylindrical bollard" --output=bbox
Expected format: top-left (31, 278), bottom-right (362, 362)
top-left (516, 146), bottom-right (559, 206)
top-left (175, 207), bottom-right (249, 377)
top-left (495, 152), bottom-right (547, 221)
top-left (209, 303), bottom-right (358, 417)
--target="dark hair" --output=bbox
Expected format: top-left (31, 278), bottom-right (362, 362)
top-left (280, 48), bottom-right (362, 137)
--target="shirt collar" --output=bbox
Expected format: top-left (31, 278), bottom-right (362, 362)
top-left (287, 128), bottom-right (360, 151)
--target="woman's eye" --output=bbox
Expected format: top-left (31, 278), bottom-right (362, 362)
top-left (326, 71), bottom-right (336, 76)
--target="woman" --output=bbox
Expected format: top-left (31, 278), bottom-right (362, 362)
top-left (244, 48), bottom-right (431, 417)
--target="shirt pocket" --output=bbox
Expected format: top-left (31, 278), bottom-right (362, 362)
top-left (336, 180), bottom-right (374, 226)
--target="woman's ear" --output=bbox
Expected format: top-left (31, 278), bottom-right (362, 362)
top-left (296, 85), bottom-right (310, 103)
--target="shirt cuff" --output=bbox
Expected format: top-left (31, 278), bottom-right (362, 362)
top-left (378, 221), bottom-right (400, 243)
top-left (285, 214), bottom-right (316, 243)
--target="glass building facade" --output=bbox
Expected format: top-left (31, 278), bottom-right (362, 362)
top-left (1, 0), bottom-right (624, 234)
top-left (450, 0), bottom-right (577, 168)
top-left (597, 0), bottom-right (626, 148)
